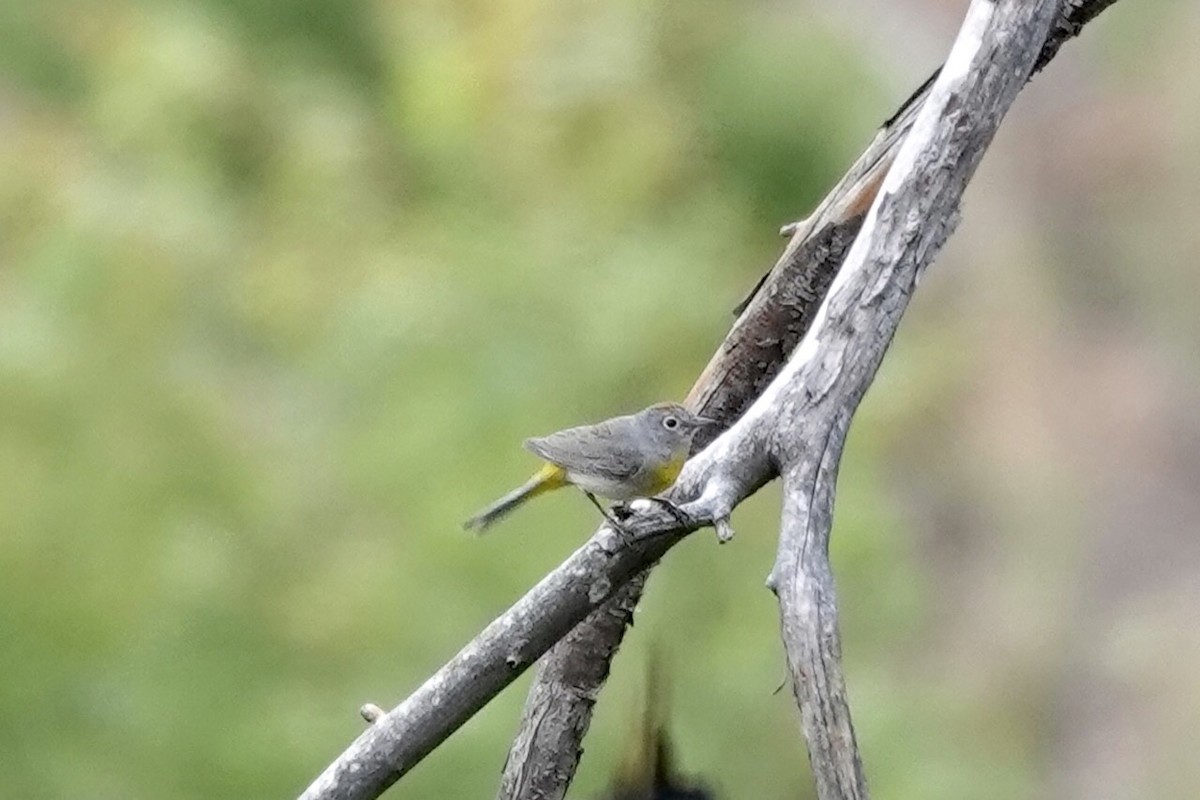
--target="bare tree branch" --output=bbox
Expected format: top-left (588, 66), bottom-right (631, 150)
top-left (294, 2), bottom-right (1123, 798)
top-left (494, 215), bottom-right (863, 800)
top-left (297, 512), bottom-right (700, 800)
top-left (496, 2), bottom-right (1121, 798)
top-left (303, 195), bottom-right (948, 796)
top-left (298, 370), bottom-right (799, 799)
top-left (494, 575), bottom-right (645, 800)
top-left (765, 3), bottom-right (1061, 796)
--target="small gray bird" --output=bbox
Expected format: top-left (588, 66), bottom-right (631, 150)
top-left (463, 402), bottom-right (718, 532)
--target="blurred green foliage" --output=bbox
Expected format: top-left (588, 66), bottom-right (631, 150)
top-left (1, 2), bottom-right (1176, 800)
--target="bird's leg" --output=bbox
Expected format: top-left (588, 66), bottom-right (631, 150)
top-left (582, 491), bottom-right (633, 541)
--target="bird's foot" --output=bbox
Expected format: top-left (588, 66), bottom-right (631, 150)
top-left (623, 497), bottom-right (693, 530)
top-left (646, 496), bottom-right (694, 529)
top-left (609, 501), bottom-right (635, 522)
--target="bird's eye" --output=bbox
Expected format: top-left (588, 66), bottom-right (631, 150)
top-left (663, 416), bottom-right (679, 430)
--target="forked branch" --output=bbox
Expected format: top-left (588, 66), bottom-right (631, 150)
top-left (295, 2), bottom-right (1123, 798)
top-left (764, 2), bottom-right (1060, 796)
top-left (298, 354), bottom-right (817, 800)
top-left (498, 2), bottom-right (1120, 798)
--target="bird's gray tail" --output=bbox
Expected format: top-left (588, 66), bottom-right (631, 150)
top-left (463, 465), bottom-right (564, 533)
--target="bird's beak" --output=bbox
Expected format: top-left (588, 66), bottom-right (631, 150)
top-left (696, 415), bottom-right (721, 429)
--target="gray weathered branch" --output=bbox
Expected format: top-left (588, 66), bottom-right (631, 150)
top-left (494, 575), bottom-right (646, 800)
top-left (764, 2), bottom-right (1060, 797)
top-left (497, 2), bottom-right (1121, 798)
top-left (295, 2), bottom-right (1122, 798)
top-left (298, 362), bottom-right (803, 800)
top-left (297, 515), bottom-right (701, 800)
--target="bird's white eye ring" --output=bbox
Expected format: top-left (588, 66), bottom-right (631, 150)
top-left (663, 416), bottom-right (679, 430)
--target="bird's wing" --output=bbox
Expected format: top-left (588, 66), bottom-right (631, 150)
top-left (523, 420), bottom-right (643, 482)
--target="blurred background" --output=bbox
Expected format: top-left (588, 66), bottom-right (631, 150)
top-left (1, 1), bottom-right (1196, 798)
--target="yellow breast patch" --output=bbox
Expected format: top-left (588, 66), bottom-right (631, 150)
top-left (646, 452), bottom-right (688, 494)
